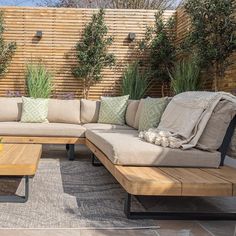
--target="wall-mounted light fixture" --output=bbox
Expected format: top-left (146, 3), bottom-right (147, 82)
top-left (128, 32), bottom-right (136, 42)
top-left (35, 30), bottom-right (43, 39)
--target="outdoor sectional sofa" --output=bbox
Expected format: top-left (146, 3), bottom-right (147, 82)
top-left (0, 96), bottom-right (236, 220)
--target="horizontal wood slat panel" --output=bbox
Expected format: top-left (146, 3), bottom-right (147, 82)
top-left (0, 7), bottom-right (234, 98)
top-left (0, 7), bottom-right (175, 99)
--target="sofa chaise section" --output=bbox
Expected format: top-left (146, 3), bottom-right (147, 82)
top-left (86, 114), bottom-right (236, 220)
top-left (86, 129), bottom-right (221, 168)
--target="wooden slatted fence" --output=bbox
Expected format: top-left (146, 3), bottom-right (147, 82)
top-left (0, 7), bottom-right (175, 99)
top-left (0, 6), bottom-right (235, 99)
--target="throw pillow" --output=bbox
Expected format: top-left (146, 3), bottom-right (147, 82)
top-left (138, 97), bottom-right (169, 131)
top-left (21, 97), bottom-right (49, 123)
top-left (98, 95), bottom-right (129, 125)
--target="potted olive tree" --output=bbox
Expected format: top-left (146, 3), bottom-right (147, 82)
top-left (182, 0), bottom-right (236, 91)
top-left (0, 11), bottom-right (16, 77)
top-left (72, 9), bottom-right (116, 99)
top-left (138, 11), bottom-right (176, 97)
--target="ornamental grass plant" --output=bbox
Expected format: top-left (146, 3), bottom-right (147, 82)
top-left (26, 62), bottom-right (53, 98)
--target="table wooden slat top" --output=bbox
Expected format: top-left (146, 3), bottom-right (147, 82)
top-left (0, 144), bottom-right (42, 176)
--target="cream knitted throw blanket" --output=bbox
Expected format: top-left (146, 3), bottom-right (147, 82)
top-left (139, 91), bottom-right (236, 149)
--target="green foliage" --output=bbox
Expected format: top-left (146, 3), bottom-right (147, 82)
top-left (121, 61), bottom-right (151, 100)
top-left (138, 11), bottom-right (176, 96)
top-left (169, 57), bottom-right (201, 95)
top-left (112, 0), bottom-right (175, 9)
top-left (182, 0), bottom-right (236, 90)
top-left (41, 0), bottom-right (175, 9)
top-left (26, 63), bottom-right (53, 98)
top-left (0, 11), bottom-right (16, 76)
top-left (73, 9), bottom-right (116, 99)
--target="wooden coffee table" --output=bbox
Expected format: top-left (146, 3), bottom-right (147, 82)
top-left (0, 144), bottom-right (42, 203)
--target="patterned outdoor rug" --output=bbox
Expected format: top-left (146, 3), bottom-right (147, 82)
top-left (0, 157), bottom-right (158, 229)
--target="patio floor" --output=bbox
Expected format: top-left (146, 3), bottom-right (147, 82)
top-left (0, 145), bottom-right (235, 236)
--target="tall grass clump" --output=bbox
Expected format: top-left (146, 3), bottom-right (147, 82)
top-left (121, 61), bottom-right (151, 100)
top-left (169, 58), bottom-right (201, 95)
top-left (26, 63), bottom-right (53, 98)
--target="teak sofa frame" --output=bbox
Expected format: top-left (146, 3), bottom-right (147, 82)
top-left (1, 136), bottom-right (85, 161)
top-left (1, 115), bottom-right (236, 220)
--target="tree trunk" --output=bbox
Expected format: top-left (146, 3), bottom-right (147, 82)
top-left (83, 78), bottom-right (86, 99)
top-left (161, 82), bottom-right (165, 97)
top-left (214, 63), bottom-right (218, 92)
top-left (83, 76), bottom-right (90, 99)
top-left (85, 87), bottom-right (90, 99)
top-left (84, 76), bottom-right (92, 99)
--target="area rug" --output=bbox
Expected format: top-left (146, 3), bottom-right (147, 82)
top-left (0, 158), bottom-right (158, 229)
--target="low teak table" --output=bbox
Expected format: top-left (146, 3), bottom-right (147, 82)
top-left (0, 144), bottom-right (42, 203)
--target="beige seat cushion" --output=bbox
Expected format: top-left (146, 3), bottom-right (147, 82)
top-left (0, 122), bottom-right (86, 137)
top-left (83, 123), bottom-right (134, 131)
top-left (125, 100), bottom-right (139, 129)
top-left (198, 100), bottom-right (236, 151)
top-left (0, 97), bottom-right (22, 122)
top-left (80, 99), bottom-right (100, 123)
top-left (48, 99), bottom-right (80, 124)
top-left (86, 129), bottom-right (221, 167)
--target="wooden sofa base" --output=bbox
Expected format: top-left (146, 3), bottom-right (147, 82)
top-left (2, 136), bottom-right (86, 161)
top-left (2, 136), bottom-right (236, 219)
top-left (1, 136), bottom-right (86, 145)
top-left (87, 139), bottom-right (236, 220)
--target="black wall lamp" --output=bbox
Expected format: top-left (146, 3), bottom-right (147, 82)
top-left (36, 30), bottom-right (43, 39)
top-left (128, 32), bottom-right (136, 42)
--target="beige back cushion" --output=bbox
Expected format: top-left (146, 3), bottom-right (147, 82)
top-left (48, 99), bottom-right (80, 124)
top-left (228, 129), bottom-right (236, 159)
top-left (133, 99), bottom-right (145, 129)
top-left (125, 100), bottom-right (140, 128)
top-left (81, 99), bottom-right (100, 123)
top-left (197, 100), bottom-right (236, 151)
top-left (0, 97), bottom-right (22, 121)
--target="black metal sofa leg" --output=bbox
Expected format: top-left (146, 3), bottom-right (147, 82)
top-left (124, 193), bottom-right (236, 220)
top-left (67, 144), bottom-right (75, 161)
top-left (91, 153), bottom-right (103, 166)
